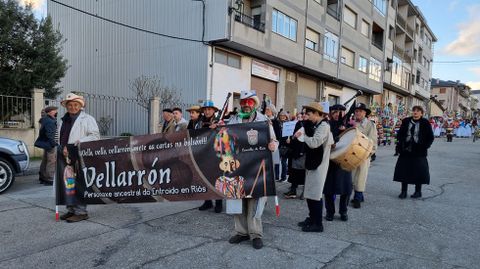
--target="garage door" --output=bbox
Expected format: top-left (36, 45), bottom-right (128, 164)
top-left (251, 76), bottom-right (277, 105)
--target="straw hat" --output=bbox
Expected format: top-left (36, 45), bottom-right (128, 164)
top-left (302, 102), bottom-right (329, 115)
top-left (186, 105), bottom-right (202, 113)
top-left (61, 93), bottom-right (85, 108)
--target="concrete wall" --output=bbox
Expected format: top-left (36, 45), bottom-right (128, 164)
top-left (0, 128), bottom-right (39, 157)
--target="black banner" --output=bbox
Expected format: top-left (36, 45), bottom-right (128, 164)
top-left (55, 122), bottom-right (275, 205)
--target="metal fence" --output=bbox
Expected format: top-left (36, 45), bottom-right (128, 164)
top-left (45, 92), bottom-right (197, 137)
top-left (0, 95), bottom-right (33, 128)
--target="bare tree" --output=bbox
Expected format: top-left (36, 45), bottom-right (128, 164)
top-left (130, 75), bottom-right (182, 110)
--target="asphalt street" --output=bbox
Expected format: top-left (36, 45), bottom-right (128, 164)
top-left (1, 138), bottom-right (479, 269)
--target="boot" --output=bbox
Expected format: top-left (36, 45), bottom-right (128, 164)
top-left (398, 183), bottom-right (407, 199)
top-left (411, 184), bottom-right (422, 198)
top-left (198, 200), bottom-right (213, 211)
top-left (214, 200), bottom-right (223, 213)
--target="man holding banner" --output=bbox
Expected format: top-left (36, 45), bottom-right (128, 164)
top-left (226, 90), bottom-right (278, 250)
top-left (57, 93), bottom-right (100, 223)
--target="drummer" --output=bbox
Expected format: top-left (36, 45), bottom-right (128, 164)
top-left (323, 104), bottom-right (352, 221)
top-left (350, 103), bottom-right (377, 209)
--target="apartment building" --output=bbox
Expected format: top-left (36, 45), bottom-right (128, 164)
top-left (49, 0), bottom-right (436, 133)
top-left (380, 0), bottom-right (436, 117)
top-left (431, 79), bottom-right (472, 118)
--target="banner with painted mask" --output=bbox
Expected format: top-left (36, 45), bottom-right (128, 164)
top-left (55, 122), bottom-right (275, 205)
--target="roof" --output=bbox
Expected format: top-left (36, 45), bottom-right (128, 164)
top-left (431, 78), bottom-right (471, 89)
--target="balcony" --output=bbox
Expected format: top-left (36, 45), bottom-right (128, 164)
top-left (396, 14), bottom-right (406, 29)
top-left (234, 10), bottom-right (265, 32)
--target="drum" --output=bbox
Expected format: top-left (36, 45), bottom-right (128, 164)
top-left (330, 128), bottom-right (374, 171)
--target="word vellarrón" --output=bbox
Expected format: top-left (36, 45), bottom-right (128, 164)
top-left (82, 157), bottom-right (171, 188)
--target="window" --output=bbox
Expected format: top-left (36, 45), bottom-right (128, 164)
top-left (439, 88), bottom-right (446, 94)
top-left (416, 69), bottom-right (421, 84)
top-left (373, 0), bottom-right (386, 15)
top-left (344, 6), bottom-right (357, 29)
top-left (369, 57), bottom-right (382, 81)
top-left (341, 47), bottom-right (355, 67)
top-left (305, 28), bottom-right (320, 51)
top-left (371, 22), bottom-right (384, 50)
top-left (323, 31), bottom-right (338, 62)
top-left (361, 20), bottom-right (369, 37)
top-left (358, 56), bottom-right (368, 73)
top-left (272, 10), bottom-right (297, 41)
top-left (392, 56), bottom-right (402, 86)
top-left (328, 95), bottom-right (340, 105)
top-left (215, 49), bottom-right (241, 69)
top-left (287, 71), bottom-right (297, 82)
top-left (327, 0), bottom-right (340, 20)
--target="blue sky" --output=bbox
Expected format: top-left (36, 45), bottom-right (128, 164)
top-left (414, 0), bottom-right (480, 89)
top-left (20, 0), bottom-right (480, 90)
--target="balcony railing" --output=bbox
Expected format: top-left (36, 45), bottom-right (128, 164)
top-left (234, 11), bottom-right (265, 32)
top-left (327, 6), bottom-right (341, 21)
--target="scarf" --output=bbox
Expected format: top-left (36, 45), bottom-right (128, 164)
top-left (406, 119), bottom-right (420, 143)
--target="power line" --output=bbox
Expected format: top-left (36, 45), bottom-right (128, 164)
top-left (434, 59), bottom-right (480, 64)
top-left (48, 0), bottom-right (205, 43)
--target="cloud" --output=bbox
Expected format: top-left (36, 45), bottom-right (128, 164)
top-left (444, 5), bottom-right (480, 56)
top-left (469, 67), bottom-right (480, 76)
top-left (466, 81), bottom-right (480, 90)
top-left (448, 0), bottom-right (459, 11)
top-left (17, 0), bottom-right (47, 18)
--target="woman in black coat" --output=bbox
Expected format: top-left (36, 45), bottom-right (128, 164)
top-left (284, 111), bottom-right (311, 199)
top-left (394, 106), bottom-right (434, 199)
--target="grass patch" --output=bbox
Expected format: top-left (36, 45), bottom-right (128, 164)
top-left (30, 156), bottom-right (42, 161)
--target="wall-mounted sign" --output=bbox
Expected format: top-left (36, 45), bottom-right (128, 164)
top-left (251, 60), bottom-right (280, 82)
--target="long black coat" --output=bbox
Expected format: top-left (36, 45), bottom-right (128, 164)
top-left (287, 120), bottom-right (311, 186)
top-left (393, 117), bottom-right (434, 185)
top-left (323, 119), bottom-right (352, 195)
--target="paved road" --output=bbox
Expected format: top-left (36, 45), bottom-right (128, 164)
top-left (1, 139), bottom-right (479, 268)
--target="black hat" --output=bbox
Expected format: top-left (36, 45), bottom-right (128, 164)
top-left (330, 104), bottom-right (346, 111)
top-left (354, 103), bottom-right (371, 116)
top-left (162, 108), bottom-right (173, 113)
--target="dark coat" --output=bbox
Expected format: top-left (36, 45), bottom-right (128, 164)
top-left (323, 119), bottom-right (352, 195)
top-left (35, 115), bottom-right (57, 150)
top-left (393, 117), bottom-right (434, 185)
top-left (287, 120), bottom-right (311, 186)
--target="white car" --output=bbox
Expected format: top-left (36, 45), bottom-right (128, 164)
top-left (0, 137), bottom-right (30, 193)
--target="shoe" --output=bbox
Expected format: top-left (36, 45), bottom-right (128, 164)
top-left (340, 214), bottom-right (348, 221)
top-left (398, 191), bottom-right (407, 199)
top-left (198, 201), bottom-right (213, 211)
top-left (297, 217), bottom-right (313, 227)
top-left (301, 223), bottom-right (324, 232)
top-left (66, 214), bottom-right (89, 223)
top-left (43, 181), bottom-right (53, 186)
top-left (411, 192), bottom-right (422, 198)
top-left (228, 234), bottom-right (249, 244)
top-left (351, 199), bottom-right (361, 208)
top-left (299, 192), bottom-right (304, 200)
top-left (284, 190), bottom-right (296, 199)
top-left (39, 178), bottom-right (48, 184)
top-left (325, 214), bottom-right (334, 221)
top-left (214, 202), bottom-right (222, 213)
top-left (394, 153), bottom-right (399, 156)
top-left (60, 212), bottom-right (74, 220)
top-left (252, 238), bottom-right (263, 249)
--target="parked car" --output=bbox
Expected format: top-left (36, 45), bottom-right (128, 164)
top-left (0, 137), bottom-right (30, 193)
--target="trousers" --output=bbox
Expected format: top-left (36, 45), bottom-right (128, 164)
top-left (234, 199), bottom-right (263, 239)
top-left (39, 148), bottom-right (56, 182)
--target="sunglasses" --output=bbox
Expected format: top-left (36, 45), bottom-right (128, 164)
top-left (240, 99), bottom-right (256, 107)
